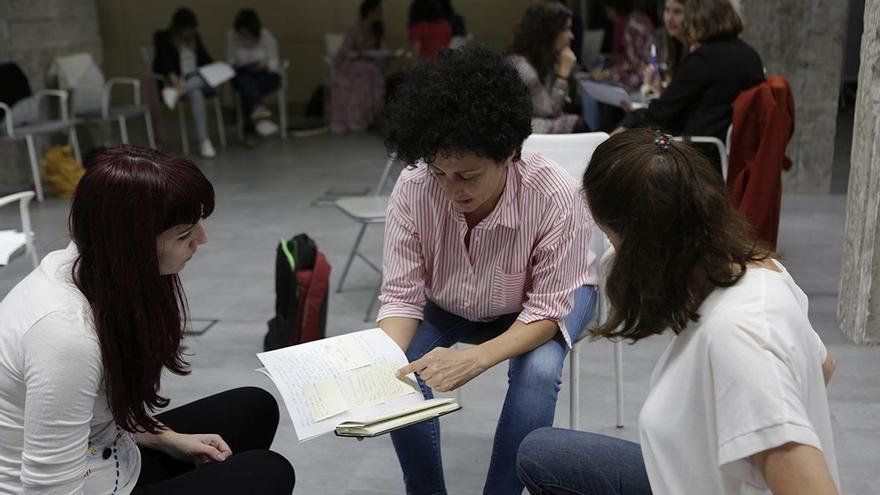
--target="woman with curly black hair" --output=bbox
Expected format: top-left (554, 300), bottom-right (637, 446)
top-left (377, 46), bottom-right (598, 494)
top-left (510, 2), bottom-right (585, 133)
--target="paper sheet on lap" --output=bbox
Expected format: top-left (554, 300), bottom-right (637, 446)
top-left (257, 328), bottom-right (421, 441)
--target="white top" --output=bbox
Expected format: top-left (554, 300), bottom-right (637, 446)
top-left (179, 45), bottom-right (197, 76)
top-left (226, 28), bottom-right (280, 73)
top-left (639, 261), bottom-right (839, 494)
top-left (0, 243), bottom-right (140, 494)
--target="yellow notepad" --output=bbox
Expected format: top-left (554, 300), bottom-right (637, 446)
top-left (334, 398), bottom-right (461, 438)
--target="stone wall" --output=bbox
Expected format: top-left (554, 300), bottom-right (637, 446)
top-left (739, 0), bottom-right (848, 193)
top-left (838, 0), bottom-right (880, 345)
top-left (0, 0), bottom-right (102, 194)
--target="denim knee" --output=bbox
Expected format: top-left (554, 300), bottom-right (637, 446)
top-left (516, 428), bottom-right (556, 482)
top-left (510, 342), bottom-right (566, 388)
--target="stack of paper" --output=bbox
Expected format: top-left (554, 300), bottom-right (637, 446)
top-left (0, 230), bottom-right (26, 266)
top-left (257, 328), bottom-right (428, 442)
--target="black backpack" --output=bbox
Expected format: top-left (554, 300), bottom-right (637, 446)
top-left (263, 234), bottom-right (331, 351)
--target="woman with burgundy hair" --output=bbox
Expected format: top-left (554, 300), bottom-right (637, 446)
top-left (0, 146), bottom-right (294, 494)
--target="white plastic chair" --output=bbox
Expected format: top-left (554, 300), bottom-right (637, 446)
top-left (672, 124), bottom-right (732, 181)
top-left (0, 191), bottom-right (39, 269)
top-left (52, 52), bottom-right (156, 149)
top-left (448, 34), bottom-right (474, 49)
top-left (323, 33), bottom-right (345, 115)
top-left (520, 132), bottom-right (623, 429)
top-left (140, 46), bottom-right (227, 155)
top-left (334, 156), bottom-right (398, 321)
top-left (455, 132), bottom-right (624, 429)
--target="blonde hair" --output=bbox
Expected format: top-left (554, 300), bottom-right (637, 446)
top-left (685, 0), bottom-right (744, 43)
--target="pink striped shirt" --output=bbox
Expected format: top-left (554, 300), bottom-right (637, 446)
top-left (378, 152), bottom-right (597, 346)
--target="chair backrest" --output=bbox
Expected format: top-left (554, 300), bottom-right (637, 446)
top-left (522, 132), bottom-right (611, 267)
top-left (581, 29), bottom-right (605, 65)
top-left (51, 52), bottom-right (106, 115)
top-left (448, 34), bottom-right (474, 49)
top-left (140, 46), bottom-right (156, 72)
top-left (522, 132), bottom-right (609, 179)
top-left (0, 191), bottom-right (38, 269)
top-left (324, 33), bottom-right (344, 58)
top-left (374, 155), bottom-right (401, 196)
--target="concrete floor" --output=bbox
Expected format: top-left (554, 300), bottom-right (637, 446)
top-left (1, 129), bottom-right (878, 494)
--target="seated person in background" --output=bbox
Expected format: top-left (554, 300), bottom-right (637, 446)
top-left (642, 0), bottom-right (689, 96)
top-left (509, 2), bottom-right (587, 134)
top-left (408, 0), bottom-right (453, 59)
top-left (0, 146), bottom-right (295, 494)
top-left (379, 46), bottom-right (598, 495)
top-left (153, 7), bottom-right (217, 158)
top-left (545, 0), bottom-right (585, 66)
top-left (618, 0), bottom-right (764, 151)
top-left (329, 0), bottom-right (386, 134)
top-left (226, 8), bottom-right (282, 145)
top-left (593, 0), bottom-right (654, 92)
top-left (517, 129), bottom-right (840, 495)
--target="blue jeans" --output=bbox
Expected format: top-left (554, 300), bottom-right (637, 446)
top-left (232, 69), bottom-right (281, 134)
top-left (391, 286), bottom-right (597, 495)
top-left (517, 427), bottom-right (652, 494)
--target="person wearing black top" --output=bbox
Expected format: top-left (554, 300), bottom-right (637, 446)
top-left (152, 8), bottom-right (217, 158)
top-left (619, 0), bottom-right (764, 162)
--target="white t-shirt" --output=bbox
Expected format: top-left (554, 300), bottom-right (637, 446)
top-left (179, 45), bottom-right (197, 76)
top-left (225, 28), bottom-right (280, 73)
top-left (0, 243), bottom-right (140, 494)
top-left (639, 261), bottom-right (839, 494)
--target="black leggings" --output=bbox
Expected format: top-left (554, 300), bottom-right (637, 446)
top-left (133, 387), bottom-right (295, 494)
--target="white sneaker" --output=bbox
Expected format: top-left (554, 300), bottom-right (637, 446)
top-left (162, 87), bottom-right (179, 110)
top-left (200, 139), bottom-right (216, 158)
top-left (255, 120), bottom-right (279, 137)
top-left (251, 106), bottom-right (272, 120)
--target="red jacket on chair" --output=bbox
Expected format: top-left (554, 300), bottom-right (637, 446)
top-left (727, 75), bottom-right (795, 250)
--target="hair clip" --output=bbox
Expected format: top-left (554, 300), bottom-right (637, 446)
top-left (654, 134), bottom-right (671, 152)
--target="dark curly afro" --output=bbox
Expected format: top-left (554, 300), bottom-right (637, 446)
top-left (383, 45), bottom-right (532, 165)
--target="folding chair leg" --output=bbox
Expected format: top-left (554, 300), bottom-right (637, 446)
top-left (19, 199), bottom-right (38, 268)
top-left (69, 126), bottom-right (82, 164)
top-left (614, 340), bottom-right (624, 428)
top-left (569, 342), bottom-right (580, 430)
top-left (337, 223), bottom-right (368, 293)
top-left (117, 115), bottom-right (129, 144)
top-left (214, 98), bottom-right (226, 148)
top-left (145, 111), bottom-right (157, 148)
top-left (24, 134), bottom-right (44, 202)
top-left (235, 96), bottom-right (244, 142)
top-left (454, 343), bottom-right (463, 405)
top-left (178, 106), bottom-right (189, 155)
top-left (363, 281), bottom-right (381, 322)
top-left (278, 91), bottom-right (287, 140)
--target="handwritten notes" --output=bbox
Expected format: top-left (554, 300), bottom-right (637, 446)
top-left (257, 328), bottom-right (423, 441)
top-left (343, 363), bottom-right (417, 408)
top-left (324, 341), bottom-right (371, 372)
top-left (302, 379), bottom-right (349, 422)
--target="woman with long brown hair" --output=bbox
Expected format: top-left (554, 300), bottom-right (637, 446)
top-left (516, 129), bottom-right (839, 494)
top-left (509, 2), bottom-right (586, 133)
top-left (0, 146), bottom-right (294, 494)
